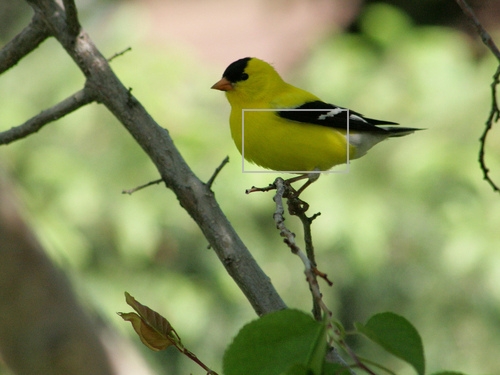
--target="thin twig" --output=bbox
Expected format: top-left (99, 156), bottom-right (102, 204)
top-left (122, 178), bottom-right (163, 195)
top-left (290, 200), bottom-right (322, 266)
top-left (286, 195), bottom-right (321, 320)
top-left (273, 178), bottom-right (332, 320)
top-left (123, 156), bottom-right (230, 196)
top-left (479, 64), bottom-right (500, 192)
top-left (273, 178), bottom-right (302, 255)
top-left (455, 0), bottom-right (500, 61)
top-left (206, 156), bottom-right (229, 189)
top-left (455, 0), bottom-right (500, 193)
top-left (179, 348), bottom-right (219, 375)
top-left (108, 47), bottom-right (132, 62)
top-left (254, 175), bottom-right (331, 319)
top-left (283, 180), bottom-right (333, 298)
top-left (245, 183), bottom-right (276, 194)
top-left (0, 88), bottom-right (94, 145)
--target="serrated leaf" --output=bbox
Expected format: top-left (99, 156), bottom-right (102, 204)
top-left (118, 292), bottom-right (182, 352)
top-left (223, 309), bottom-right (327, 375)
top-left (355, 312), bottom-right (425, 375)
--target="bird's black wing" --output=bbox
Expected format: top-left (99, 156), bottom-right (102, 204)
top-left (277, 101), bottom-right (398, 134)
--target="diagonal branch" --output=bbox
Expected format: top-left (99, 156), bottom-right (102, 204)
top-left (24, 0), bottom-right (286, 316)
top-left (455, 0), bottom-right (500, 61)
top-left (0, 88), bottom-right (94, 145)
top-left (0, 13), bottom-right (50, 74)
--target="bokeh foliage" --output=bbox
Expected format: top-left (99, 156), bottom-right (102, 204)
top-left (1, 2), bottom-right (500, 374)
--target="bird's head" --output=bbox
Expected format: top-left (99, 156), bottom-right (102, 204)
top-left (211, 57), bottom-right (284, 104)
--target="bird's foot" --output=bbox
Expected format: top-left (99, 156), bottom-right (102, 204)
top-left (284, 170), bottom-right (321, 198)
top-left (245, 170), bottom-right (320, 198)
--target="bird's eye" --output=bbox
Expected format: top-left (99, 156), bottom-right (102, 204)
top-left (241, 73), bottom-right (249, 81)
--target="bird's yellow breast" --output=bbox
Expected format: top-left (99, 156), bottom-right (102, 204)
top-left (229, 109), bottom-right (355, 172)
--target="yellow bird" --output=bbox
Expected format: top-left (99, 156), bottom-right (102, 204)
top-left (212, 57), bottom-right (420, 173)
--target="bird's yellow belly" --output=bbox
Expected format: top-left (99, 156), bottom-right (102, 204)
top-left (230, 110), bottom-right (355, 172)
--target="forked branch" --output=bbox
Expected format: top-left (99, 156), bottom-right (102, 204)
top-left (3, 0), bottom-right (286, 316)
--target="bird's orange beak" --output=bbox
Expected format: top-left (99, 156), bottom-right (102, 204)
top-left (211, 77), bottom-right (233, 91)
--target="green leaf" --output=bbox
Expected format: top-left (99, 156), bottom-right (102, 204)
top-left (430, 372), bottom-right (467, 375)
top-left (321, 362), bottom-right (351, 375)
top-left (355, 312), bottom-right (425, 375)
top-left (223, 309), bottom-right (327, 375)
top-left (283, 364), bottom-right (312, 375)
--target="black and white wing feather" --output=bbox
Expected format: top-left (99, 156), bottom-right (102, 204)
top-left (277, 101), bottom-right (417, 137)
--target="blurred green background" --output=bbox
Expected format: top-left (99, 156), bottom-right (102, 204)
top-left (1, 1), bottom-right (500, 374)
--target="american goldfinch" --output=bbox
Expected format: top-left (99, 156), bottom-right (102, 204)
top-left (212, 57), bottom-right (420, 173)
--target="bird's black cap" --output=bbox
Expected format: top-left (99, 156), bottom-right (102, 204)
top-left (222, 57), bottom-right (251, 83)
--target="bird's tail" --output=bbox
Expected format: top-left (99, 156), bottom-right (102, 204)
top-left (379, 126), bottom-right (423, 137)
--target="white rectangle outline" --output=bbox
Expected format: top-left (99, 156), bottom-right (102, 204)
top-left (241, 108), bottom-right (350, 174)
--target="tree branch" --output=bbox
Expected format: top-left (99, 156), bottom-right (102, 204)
top-left (24, 0), bottom-right (286, 315)
top-left (0, 88), bottom-right (94, 145)
top-left (455, 0), bottom-right (500, 61)
top-left (455, 0), bottom-right (500, 192)
top-left (206, 156), bottom-right (230, 189)
top-left (0, 13), bottom-right (50, 74)
top-left (62, 0), bottom-right (80, 36)
top-left (272, 178), bottom-right (331, 320)
top-left (479, 64), bottom-right (500, 192)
